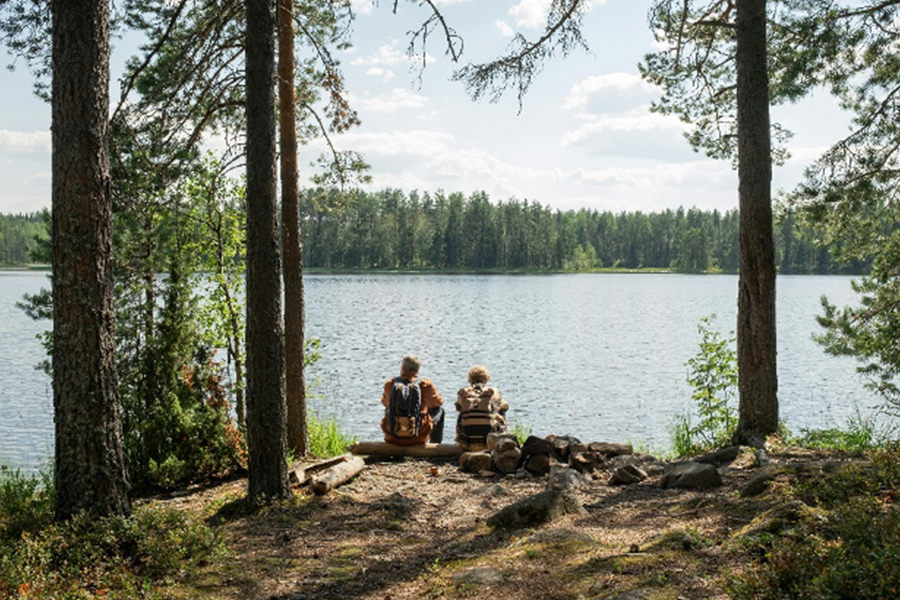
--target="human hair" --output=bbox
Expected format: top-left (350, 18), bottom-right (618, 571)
top-left (401, 354), bottom-right (421, 375)
top-left (467, 364), bottom-right (490, 385)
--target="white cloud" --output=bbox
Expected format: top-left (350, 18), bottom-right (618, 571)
top-left (351, 41), bottom-right (408, 66)
top-left (350, 39), bottom-right (434, 68)
top-left (349, 0), bottom-right (375, 15)
top-left (508, 0), bottom-right (602, 30)
top-left (562, 73), bottom-right (658, 111)
top-left (0, 130), bottom-right (51, 155)
top-left (560, 111), bottom-right (683, 148)
top-left (365, 67), bottom-right (395, 83)
top-left (509, 0), bottom-right (551, 29)
top-left (351, 88), bottom-right (429, 113)
top-left (495, 20), bottom-right (514, 38)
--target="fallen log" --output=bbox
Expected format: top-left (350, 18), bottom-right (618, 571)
top-left (311, 455), bottom-right (366, 495)
top-left (348, 441), bottom-right (463, 458)
top-left (289, 455), bottom-right (350, 487)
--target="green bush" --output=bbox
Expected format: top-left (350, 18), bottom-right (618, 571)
top-left (672, 315), bottom-right (738, 456)
top-left (729, 498), bottom-right (900, 600)
top-left (0, 502), bottom-right (224, 600)
top-left (730, 447), bottom-right (900, 599)
top-left (0, 465), bottom-right (53, 542)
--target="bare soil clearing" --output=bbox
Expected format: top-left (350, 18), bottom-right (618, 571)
top-left (157, 448), bottom-right (863, 600)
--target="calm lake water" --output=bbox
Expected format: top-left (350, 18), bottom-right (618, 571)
top-left (0, 271), bottom-right (881, 471)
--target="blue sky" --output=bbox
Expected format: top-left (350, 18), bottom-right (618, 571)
top-left (0, 0), bottom-right (851, 215)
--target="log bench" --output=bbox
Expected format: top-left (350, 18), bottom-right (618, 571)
top-left (348, 441), bottom-right (464, 458)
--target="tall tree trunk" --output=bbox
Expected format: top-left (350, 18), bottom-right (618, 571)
top-left (279, 0), bottom-right (308, 457)
top-left (735, 0), bottom-right (778, 444)
top-left (51, 0), bottom-right (130, 520)
top-left (245, 0), bottom-right (290, 501)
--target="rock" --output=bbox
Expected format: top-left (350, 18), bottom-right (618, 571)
top-left (487, 433), bottom-right (519, 453)
top-left (740, 467), bottom-right (779, 497)
top-left (588, 442), bottom-right (634, 457)
top-left (608, 464), bottom-right (648, 485)
top-left (524, 453), bottom-right (552, 475)
top-left (568, 442), bottom-right (588, 456)
top-left (492, 447), bottom-right (522, 474)
top-left (459, 451), bottom-right (493, 473)
top-left (523, 527), bottom-right (595, 545)
top-left (694, 445), bottom-right (742, 467)
top-left (471, 483), bottom-right (510, 498)
top-left (547, 434), bottom-right (581, 461)
top-left (547, 464), bottom-right (591, 491)
top-left (568, 451), bottom-right (605, 475)
top-left (660, 461), bottom-right (722, 490)
top-left (487, 489), bottom-right (585, 529)
top-left (521, 435), bottom-right (555, 457)
top-left (450, 567), bottom-right (505, 586)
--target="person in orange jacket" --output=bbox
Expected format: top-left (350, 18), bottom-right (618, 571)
top-left (381, 354), bottom-right (445, 446)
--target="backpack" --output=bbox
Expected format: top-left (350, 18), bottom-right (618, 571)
top-left (456, 384), bottom-right (505, 447)
top-left (387, 377), bottom-right (423, 439)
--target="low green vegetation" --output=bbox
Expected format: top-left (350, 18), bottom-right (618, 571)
top-left (308, 412), bottom-right (358, 458)
top-left (0, 465), bottom-right (224, 600)
top-left (728, 446), bottom-right (900, 599)
top-left (509, 421), bottom-right (533, 445)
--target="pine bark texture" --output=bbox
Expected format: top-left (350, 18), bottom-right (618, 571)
top-left (51, 0), bottom-right (130, 519)
top-left (735, 0), bottom-right (779, 442)
top-left (278, 0), bottom-right (308, 457)
top-left (245, 0), bottom-right (290, 501)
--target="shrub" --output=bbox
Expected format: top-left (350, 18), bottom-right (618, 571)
top-left (0, 503), bottom-right (224, 600)
top-left (671, 315), bottom-right (738, 456)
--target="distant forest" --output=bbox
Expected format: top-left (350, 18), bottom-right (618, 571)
top-left (300, 189), bottom-right (866, 274)
top-left (0, 190), bottom-right (867, 274)
top-left (0, 211), bottom-right (48, 266)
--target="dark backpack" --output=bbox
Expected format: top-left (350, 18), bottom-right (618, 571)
top-left (456, 384), bottom-right (503, 447)
top-left (388, 377), bottom-right (423, 439)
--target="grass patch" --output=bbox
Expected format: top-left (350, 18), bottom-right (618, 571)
top-left (308, 411), bottom-right (358, 458)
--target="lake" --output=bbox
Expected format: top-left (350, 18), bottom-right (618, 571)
top-left (0, 271), bottom-right (880, 471)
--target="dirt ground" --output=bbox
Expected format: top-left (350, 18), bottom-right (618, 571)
top-left (156, 447), bottom-right (860, 600)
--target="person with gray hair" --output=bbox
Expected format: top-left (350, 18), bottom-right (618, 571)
top-left (381, 354), bottom-right (445, 446)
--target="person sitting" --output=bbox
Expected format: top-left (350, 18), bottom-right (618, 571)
top-left (455, 364), bottom-right (508, 452)
top-left (381, 354), bottom-right (445, 446)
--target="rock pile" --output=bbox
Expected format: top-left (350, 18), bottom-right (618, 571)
top-left (459, 432), bottom-right (746, 492)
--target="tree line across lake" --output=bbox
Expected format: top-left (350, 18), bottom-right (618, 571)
top-left (0, 190), bottom-right (867, 274)
top-left (302, 188), bottom-right (862, 274)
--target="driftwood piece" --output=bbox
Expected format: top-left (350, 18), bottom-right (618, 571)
top-left (348, 441), bottom-right (463, 458)
top-left (311, 456), bottom-right (366, 495)
top-left (289, 455), bottom-right (350, 487)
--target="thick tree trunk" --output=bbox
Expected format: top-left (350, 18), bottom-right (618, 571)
top-left (278, 0), bottom-right (308, 457)
top-left (245, 0), bottom-right (290, 502)
top-left (51, 0), bottom-right (130, 520)
top-left (735, 0), bottom-right (778, 444)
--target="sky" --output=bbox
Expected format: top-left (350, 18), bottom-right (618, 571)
top-left (0, 0), bottom-right (854, 216)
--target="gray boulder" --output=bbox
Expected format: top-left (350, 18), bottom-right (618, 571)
top-left (487, 433), bottom-right (519, 453)
top-left (459, 451), bottom-right (493, 473)
top-left (524, 453), bottom-right (552, 475)
top-left (660, 461), bottom-right (723, 490)
top-left (608, 464), bottom-right (649, 485)
top-left (547, 464), bottom-right (591, 491)
top-left (492, 446), bottom-right (522, 474)
top-left (487, 489), bottom-right (585, 529)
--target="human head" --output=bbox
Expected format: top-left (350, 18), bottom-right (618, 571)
top-left (400, 354), bottom-right (421, 378)
top-left (467, 364), bottom-right (490, 385)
